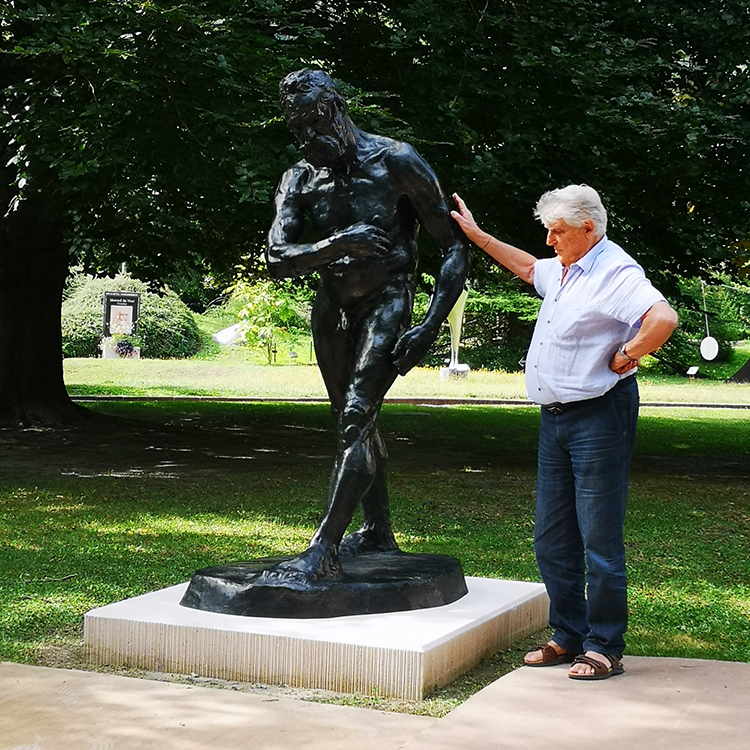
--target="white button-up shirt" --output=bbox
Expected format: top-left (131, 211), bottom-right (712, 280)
top-left (525, 235), bottom-right (666, 405)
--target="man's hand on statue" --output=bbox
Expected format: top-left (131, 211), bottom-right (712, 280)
top-left (450, 193), bottom-right (480, 240)
top-left (331, 222), bottom-right (390, 260)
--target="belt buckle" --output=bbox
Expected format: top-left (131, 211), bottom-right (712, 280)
top-left (546, 404), bottom-right (565, 415)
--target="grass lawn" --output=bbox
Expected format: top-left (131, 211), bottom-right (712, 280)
top-left (1, 360), bottom-right (749, 714)
top-left (62, 357), bottom-right (750, 404)
top-left (0, 384), bottom-right (750, 715)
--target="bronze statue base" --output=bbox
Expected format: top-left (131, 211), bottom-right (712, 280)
top-left (179, 552), bottom-right (468, 618)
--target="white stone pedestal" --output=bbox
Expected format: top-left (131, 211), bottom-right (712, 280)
top-left (84, 577), bottom-right (548, 701)
top-left (440, 364), bottom-right (470, 380)
top-left (101, 345), bottom-right (141, 359)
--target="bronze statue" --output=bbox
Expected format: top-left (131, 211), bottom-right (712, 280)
top-left (264, 69), bottom-right (469, 583)
top-left (179, 70), bottom-right (469, 616)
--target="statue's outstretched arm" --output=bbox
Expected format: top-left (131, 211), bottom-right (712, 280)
top-left (391, 147), bottom-right (470, 374)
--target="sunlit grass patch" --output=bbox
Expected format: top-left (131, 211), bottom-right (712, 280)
top-left (63, 359), bottom-right (750, 404)
top-left (1, 399), bottom-right (748, 711)
top-left (628, 585), bottom-right (750, 661)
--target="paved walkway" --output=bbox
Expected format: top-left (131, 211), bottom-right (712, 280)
top-left (3, 657), bottom-right (749, 750)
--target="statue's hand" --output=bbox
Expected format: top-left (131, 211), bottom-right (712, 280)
top-left (329, 222), bottom-right (390, 261)
top-left (392, 324), bottom-right (435, 376)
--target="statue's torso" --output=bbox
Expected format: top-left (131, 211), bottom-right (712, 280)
top-left (298, 143), bottom-right (418, 307)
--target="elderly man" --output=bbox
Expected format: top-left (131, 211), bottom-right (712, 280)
top-left (266, 69), bottom-right (468, 582)
top-left (451, 185), bottom-right (677, 680)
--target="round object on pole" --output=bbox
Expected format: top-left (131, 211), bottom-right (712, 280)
top-left (700, 336), bottom-right (719, 361)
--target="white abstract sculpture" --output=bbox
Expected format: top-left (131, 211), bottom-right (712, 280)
top-left (440, 288), bottom-right (470, 379)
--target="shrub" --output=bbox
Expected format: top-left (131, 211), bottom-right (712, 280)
top-left (415, 278), bottom-right (540, 372)
top-left (226, 278), bottom-right (312, 364)
top-left (62, 272), bottom-right (201, 358)
top-left (654, 275), bottom-right (746, 375)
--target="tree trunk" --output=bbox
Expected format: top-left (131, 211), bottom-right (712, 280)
top-left (0, 194), bottom-right (87, 426)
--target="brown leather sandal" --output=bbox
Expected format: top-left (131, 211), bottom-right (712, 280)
top-left (568, 653), bottom-right (624, 680)
top-left (524, 643), bottom-right (577, 667)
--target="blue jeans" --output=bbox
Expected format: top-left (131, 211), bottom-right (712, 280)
top-left (535, 376), bottom-right (639, 656)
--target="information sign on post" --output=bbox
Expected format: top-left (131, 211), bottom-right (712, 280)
top-left (103, 292), bottom-right (141, 337)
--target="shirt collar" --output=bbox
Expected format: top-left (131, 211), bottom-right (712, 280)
top-left (570, 234), bottom-right (608, 275)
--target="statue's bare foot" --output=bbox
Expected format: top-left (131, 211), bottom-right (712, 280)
top-left (260, 540), bottom-right (341, 585)
top-left (339, 526), bottom-right (399, 556)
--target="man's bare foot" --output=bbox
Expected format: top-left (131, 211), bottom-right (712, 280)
top-left (338, 526), bottom-right (399, 556)
top-left (524, 640), bottom-right (576, 666)
top-left (260, 540), bottom-right (341, 584)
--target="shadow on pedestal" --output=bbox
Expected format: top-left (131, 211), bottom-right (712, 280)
top-left (180, 552), bottom-right (468, 618)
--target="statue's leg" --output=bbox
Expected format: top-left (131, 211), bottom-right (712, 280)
top-left (336, 283), bottom-right (411, 555)
top-left (310, 395), bottom-right (381, 549)
top-left (263, 290), bottom-right (360, 581)
top-left (311, 291), bottom-right (355, 422)
top-left (339, 428), bottom-right (398, 555)
top-left (264, 284), bottom-right (409, 581)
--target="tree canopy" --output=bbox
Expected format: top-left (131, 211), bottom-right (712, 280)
top-left (293, 0), bottom-right (750, 279)
top-left (1, 0), bottom-right (749, 422)
top-left (4, 1), bottom-right (749, 283)
top-left (1, 0), bottom-right (307, 294)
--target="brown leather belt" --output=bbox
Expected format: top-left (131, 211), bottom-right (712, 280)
top-left (543, 402), bottom-right (577, 415)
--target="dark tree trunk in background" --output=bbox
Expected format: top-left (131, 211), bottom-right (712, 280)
top-left (0, 193), bottom-right (87, 425)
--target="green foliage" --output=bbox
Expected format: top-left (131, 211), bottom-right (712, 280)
top-left (137, 288), bottom-right (202, 359)
top-left (416, 276), bottom-right (540, 371)
top-left (1, 0), bottom-right (311, 288)
top-left (655, 275), bottom-right (750, 374)
top-left (226, 278), bottom-right (312, 364)
top-left (720, 276), bottom-right (750, 337)
top-left (61, 271), bottom-right (200, 359)
top-left (298, 0), bottom-right (750, 279)
top-left (460, 280), bottom-right (541, 372)
top-left (60, 274), bottom-right (109, 359)
top-left (4, 0), bottom-right (750, 291)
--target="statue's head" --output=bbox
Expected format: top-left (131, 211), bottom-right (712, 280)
top-left (279, 69), bottom-right (355, 170)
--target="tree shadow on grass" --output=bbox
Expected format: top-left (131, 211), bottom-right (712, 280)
top-left (1, 401), bottom-right (748, 712)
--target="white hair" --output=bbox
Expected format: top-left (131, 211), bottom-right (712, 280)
top-left (534, 184), bottom-right (608, 236)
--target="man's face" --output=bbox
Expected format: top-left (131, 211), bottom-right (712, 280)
top-left (285, 95), bottom-right (353, 169)
top-left (545, 219), bottom-right (600, 268)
